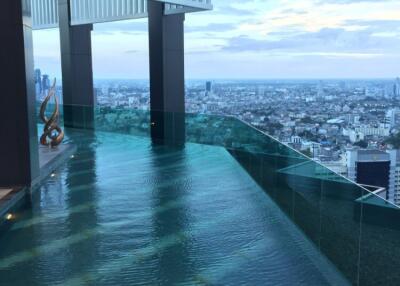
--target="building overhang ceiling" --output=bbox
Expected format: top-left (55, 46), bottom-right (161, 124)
top-left (32, 0), bottom-right (212, 30)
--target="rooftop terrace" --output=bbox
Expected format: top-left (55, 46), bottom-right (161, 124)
top-left (1, 1), bottom-right (400, 284)
top-left (1, 107), bottom-right (399, 285)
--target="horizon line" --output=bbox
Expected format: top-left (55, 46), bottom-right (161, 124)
top-left (92, 77), bottom-right (398, 81)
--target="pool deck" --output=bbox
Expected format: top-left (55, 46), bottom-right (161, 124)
top-left (0, 187), bottom-right (26, 219)
top-left (0, 143), bottom-right (76, 220)
top-left (0, 189), bottom-right (13, 201)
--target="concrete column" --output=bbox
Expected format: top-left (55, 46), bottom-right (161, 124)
top-left (147, 1), bottom-right (186, 145)
top-left (0, 0), bottom-right (40, 186)
top-left (58, 0), bottom-right (94, 128)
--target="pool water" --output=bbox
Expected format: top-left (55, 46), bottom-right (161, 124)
top-left (0, 129), bottom-right (347, 285)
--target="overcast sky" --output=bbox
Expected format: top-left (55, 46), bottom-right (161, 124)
top-left (33, 0), bottom-right (400, 79)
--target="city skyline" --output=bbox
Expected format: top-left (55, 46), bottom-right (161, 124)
top-left (33, 0), bottom-right (400, 79)
top-left (32, 67), bottom-right (400, 81)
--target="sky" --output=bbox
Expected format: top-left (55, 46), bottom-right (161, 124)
top-left (32, 0), bottom-right (400, 79)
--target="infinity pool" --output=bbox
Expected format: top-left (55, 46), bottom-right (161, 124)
top-left (0, 129), bottom-right (347, 285)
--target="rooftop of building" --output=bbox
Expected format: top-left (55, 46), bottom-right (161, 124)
top-left (358, 149), bottom-right (388, 156)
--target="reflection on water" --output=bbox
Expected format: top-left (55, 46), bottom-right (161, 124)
top-left (65, 129), bottom-right (99, 278)
top-left (151, 144), bottom-right (193, 284)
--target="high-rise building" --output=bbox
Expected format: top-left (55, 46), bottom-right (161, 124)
top-left (385, 109), bottom-right (396, 128)
top-left (395, 77), bottom-right (400, 97)
top-left (339, 81), bottom-right (346, 91)
top-left (393, 152), bottom-right (400, 205)
top-left (206, 81), bottom-right (212, 93)
top-left (42, 74), bottom-right (50, 93)
top-left (317, 80), bottom-right (324, 98)
top-left (256, 86), bottom-right (266, 96)
top-left (94, 87), bottom-right (99, 106)
top-left (347, 149), bottom-right (397, 203)
top-left (34, 69), bottom-right (42, 96)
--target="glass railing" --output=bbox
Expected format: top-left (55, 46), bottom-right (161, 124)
top-left (37, 103), bottom-right (400, 286)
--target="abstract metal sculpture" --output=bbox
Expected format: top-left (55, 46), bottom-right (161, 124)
top-left (40, 79), bottom-right (64, 147)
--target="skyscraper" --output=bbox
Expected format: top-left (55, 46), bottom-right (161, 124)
top-left (395, 77), bottom-right (400, 97)
top-left (317, 80), bottom-right (324, 99)
top-left (34, 69), bottom-right (42, 96)
top-left (385, 109), bottom-right (396, 128)
top-left (42, 74), bottom-right (50, 93)
top-left (347, 149), bottom-right (396, 203)
top-left (256, 86), bottom-right (266, 96)
top-left (206, 81), bottom-right (212, 93)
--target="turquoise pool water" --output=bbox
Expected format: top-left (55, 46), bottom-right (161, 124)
top-left (0, 129), bottom-right (347, 285)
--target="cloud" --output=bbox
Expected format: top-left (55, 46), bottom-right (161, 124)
top-left (344, 19), bottom-right (400, 32)
top-left (316, 0), bottom-right (394, 4)
top-left (186, 23), bottom-right (237, 33)
top-left (215, 5), bottom-right (256, 16)
top-left (222, 27), bottom-right (400, 56)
